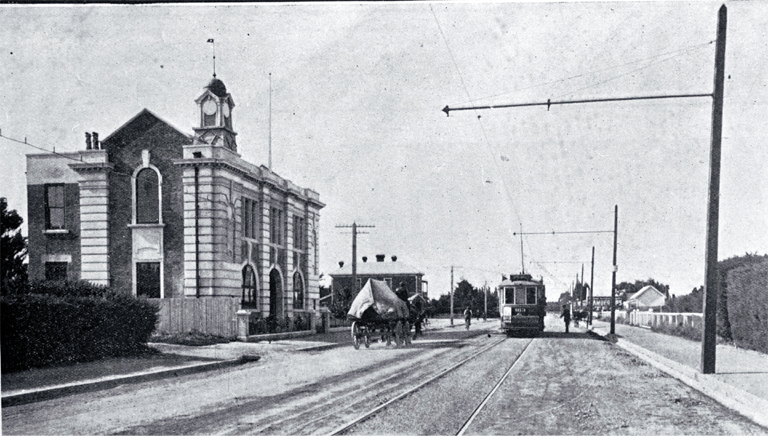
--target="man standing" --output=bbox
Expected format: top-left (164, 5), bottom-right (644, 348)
top-left (560, 304), bottom-right (571, 333)
top-left (463, 306), bottom-right (472, 330)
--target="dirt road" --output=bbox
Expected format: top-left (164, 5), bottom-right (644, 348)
top-left (3, 316), bottom-right (765, 435)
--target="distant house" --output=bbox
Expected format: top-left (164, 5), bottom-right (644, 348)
top-left (627, 285), bottom-right (667, 310)
top-left (328, 254), bottom-right (426, 300)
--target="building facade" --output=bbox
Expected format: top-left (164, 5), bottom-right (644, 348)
top-left (328, 254), bottom-right (426, 299)
top-left (26, 76), bottom-right (324, 324)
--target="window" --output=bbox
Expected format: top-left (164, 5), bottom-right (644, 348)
top-left (505, 288), bottom-right (514, 305)
top-left (242, 265), bottom-right (257, 308)
top-left (242, 197), bottom-right (258, 239)
top-left (136, 262), bottom-right (161, 298)
top-left (45, 262), bottom-right (67, 281)
top-left (270, 207), bottom-right (283, 245)
top-left (136, 168), bottom-right (159, 223)
top-left (45, 184), bottom-right (65, 229)
top-left (355, 278), bottom-right (362, 291)
top-left (515, 287), bottom-right (526, 305)
top-left (293, 272), bottom-right (304, 309)
top-left (526, 287), bottom-right (537, 305)
top-left (293, 216), bottom-right (305, 250)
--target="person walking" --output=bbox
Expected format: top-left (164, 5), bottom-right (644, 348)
top-left (463, 306), bottom-right (472, 330)
top-left (560, 304), bottom-right (571, 333)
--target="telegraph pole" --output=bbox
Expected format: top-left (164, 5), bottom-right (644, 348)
top-left (450, 266), bottom-right (455, 325)
top-left (702, 4), bottom-right (727, 375)
top-left (336, 222), bottom-right (375, 294)
top-left (484, 282), bottom-right (488, 321)
top-left (610, 205), bottom-right (619, 335)
top-left (589, 246), bottom-right (595, 326)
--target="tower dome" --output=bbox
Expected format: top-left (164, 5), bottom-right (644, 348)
top-left (206, 77), bottom-right (228, 98)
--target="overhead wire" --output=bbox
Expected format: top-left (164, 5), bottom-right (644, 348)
top-left (0, 131), bottom-right (133, 178)
top-left (430, 4), bottom-right (524, 249)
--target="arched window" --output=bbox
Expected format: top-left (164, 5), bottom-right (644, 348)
top-left (293, 272), bottom-right (304, 310)
top-left (136, 168), bottom-right (159, 223)
top-left (242, 265), bottom-right (257, 308)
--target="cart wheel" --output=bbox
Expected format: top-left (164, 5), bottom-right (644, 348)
top-left (364, 333), bottom-right (371, 348)
top-left (352, 322), bottom-right (361, 350)
top-left (404, 321), bottom-right (412, 346)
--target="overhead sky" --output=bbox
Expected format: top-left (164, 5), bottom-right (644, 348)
top-left (1, 2), bottom-right (766, 300)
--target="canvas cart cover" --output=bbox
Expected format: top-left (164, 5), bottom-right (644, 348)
top-left (348, 279), bottom-right (409, 320)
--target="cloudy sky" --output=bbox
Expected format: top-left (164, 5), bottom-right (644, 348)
top-left (1, 2), bottom-right (766, 300)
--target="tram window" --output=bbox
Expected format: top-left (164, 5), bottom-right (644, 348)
top-left (505, 288), bottom-right (514, 304)
top-left (526, 287), bottom-right (537, 304)
top-left (515, 287), bottom-right (526, 305)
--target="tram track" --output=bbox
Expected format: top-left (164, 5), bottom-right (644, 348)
top-left (328, 336), bottom-right (536, 436)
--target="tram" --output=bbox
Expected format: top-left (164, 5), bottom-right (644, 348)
top-left (498, 274), bottom-right (546, 335)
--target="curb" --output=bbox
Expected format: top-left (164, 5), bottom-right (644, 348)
top-left (2, 355), bottom-right (259, 408)
top-left (589, 327), bottom-right (768, 430)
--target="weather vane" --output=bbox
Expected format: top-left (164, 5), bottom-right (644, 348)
top-left (207, 38), bottom-right (216, 77)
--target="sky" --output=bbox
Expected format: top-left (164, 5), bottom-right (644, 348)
top-left (1, 2), bottom-right (766, 300)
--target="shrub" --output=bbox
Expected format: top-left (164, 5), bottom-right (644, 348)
top-left (150, 331), bottom-right (232, 346)
top-left (727, 261), bottom-right (768, 354)
top-left (1, 292), bottom-right (159, 373)
top-left (651, 323), bottom-right (702, 342)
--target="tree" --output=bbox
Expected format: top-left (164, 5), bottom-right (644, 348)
top-left (1, 197), bottom-right (27, 294)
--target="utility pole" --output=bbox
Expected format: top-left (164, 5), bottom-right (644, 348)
top-left (483, 281), bottom-right (488, 321)
top-left (610, 205), bottom-right (619, 335)
top-left (335, 222), bottom-right (375, 294)
top-left (450, 266), bottom-right (455, 326)
top-left (589, 246), bottom-right (595, 327)
top-left (702, 4), bottom-right (727, 375)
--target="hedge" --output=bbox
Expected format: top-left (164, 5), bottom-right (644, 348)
top-left (727, 261), bottom-right (768, 354)
top-left (1, 292), bottom-right (159, 373)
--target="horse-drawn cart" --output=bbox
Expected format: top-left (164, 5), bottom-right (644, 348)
top-left (347, 279), bottom-right (412, 349)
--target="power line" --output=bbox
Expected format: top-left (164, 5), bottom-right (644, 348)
top-left (458, 40), bottom-right (714, 106)
top-left (0, 130), bottom-right (133, 178)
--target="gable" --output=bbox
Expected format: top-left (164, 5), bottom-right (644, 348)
top-left (101, 109), bottom-right (191, 149)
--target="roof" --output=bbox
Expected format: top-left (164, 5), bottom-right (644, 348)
top-left (328, 261), bottom-right (424, 277)
top-left (101, 109), bottom-right (191, 145)
top-left (628, 285), bottom-right (666, 307)
top-left (206, 77), bottom-right (228, 97)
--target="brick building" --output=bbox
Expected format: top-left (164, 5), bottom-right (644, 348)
top-left (26, 76), bottom-right (324, 327)
top-left (328, 254), bottom-right (426, 299)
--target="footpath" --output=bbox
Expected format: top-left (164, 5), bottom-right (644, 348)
top-left (587, 319), bottom-right (768, 429)
top-left (2, 318), bottom-right (481, 407)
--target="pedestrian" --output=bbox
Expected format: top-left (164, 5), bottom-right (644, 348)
top-left (560, 304), bottom-right (571, 333)
top-left (463, 306), bottom-right (472, 330)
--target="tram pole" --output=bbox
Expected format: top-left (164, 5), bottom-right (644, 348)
top-left (610, 205), bottom-right (618, 335)
top-left (450, 266), bottom-right (455, 326)
top-left (589, 246), bottom-right (594, 327)
top-left (702, 4), bottom-right (727, 375)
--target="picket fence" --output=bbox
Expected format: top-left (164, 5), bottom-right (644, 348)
top-left (629, 310), bottom-right (703, 329)
top-left (150, 297), bottom-right (240, 338)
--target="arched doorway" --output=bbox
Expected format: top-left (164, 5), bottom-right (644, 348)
top-left (269, 269), bottom-right (282, 318)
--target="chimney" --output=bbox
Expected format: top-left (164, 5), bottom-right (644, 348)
top-left (338, 261), bottom-right (344, 268)
top-left (85, 132), bottom-right (92, 150)
top-left (376, 254), bottom-right (385, 262)
top-left (92, 132), bottom-right (99, 149)
top-left (362, 256), bottom-right (368, 263)
top-left (391, 255), bottom-right (397, 262)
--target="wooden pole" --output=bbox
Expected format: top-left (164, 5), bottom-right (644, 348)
top-left (589, 246), bottom-right (594, 326)
top-left (610, 205), bottom-right (618, 335)
top-left (702, 4), bottom-right (727, 375)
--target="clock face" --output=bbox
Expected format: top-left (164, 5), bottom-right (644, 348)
top-left (222, 103), bottom-right (230, 117)
top-left (202, 100), bottom-right (217, 116)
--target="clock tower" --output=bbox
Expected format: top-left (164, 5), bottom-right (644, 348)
top-left (193, 76), bottom-right (237, 152)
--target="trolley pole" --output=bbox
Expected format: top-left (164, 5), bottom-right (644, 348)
top-left (450, 266), bottom-right (455, 326)
top-left (702, 4), bottom-right (727, 375)
top-left (589, 246), bottom-right (595, 327)
top-left (610, 205), bottom-right (618, 335)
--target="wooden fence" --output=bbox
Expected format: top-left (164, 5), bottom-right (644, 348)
top-left (150, 298), bottom-right (240, 338)
top-left (629, 310), bottom-right (703, 329)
